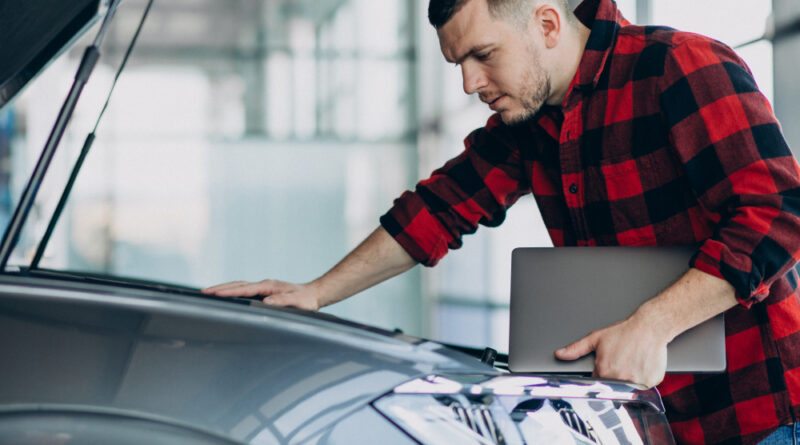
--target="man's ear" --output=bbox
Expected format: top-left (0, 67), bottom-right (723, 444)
top-left (532, 3), bottom-right (562, 49)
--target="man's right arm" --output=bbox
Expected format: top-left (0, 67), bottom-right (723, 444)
top-left (205, 115), bottom-right (527, 309)
top-left (201, 226), bottom-right (416, 311)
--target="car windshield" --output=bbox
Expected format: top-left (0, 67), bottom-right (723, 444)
top-left (0, 0), bottom-right (772, 354)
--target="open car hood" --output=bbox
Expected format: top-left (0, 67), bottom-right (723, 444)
top-left (0, 0), bottom-right (104, 110)
top-left (0, 0), bottom-right (121, 271)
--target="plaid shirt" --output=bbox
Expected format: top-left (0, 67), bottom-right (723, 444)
top-left (380, 0), bottom-right (800, 443)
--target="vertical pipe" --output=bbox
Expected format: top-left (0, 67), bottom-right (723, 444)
top-left (773, 0), bottom-right (800, 158)
top-left (244, 1), bottom-right (267, 136)
top-left (636, 0), bottom-right (652, 25)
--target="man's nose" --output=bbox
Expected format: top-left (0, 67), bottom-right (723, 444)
top-left (461, 63), bottom-right (488, 95)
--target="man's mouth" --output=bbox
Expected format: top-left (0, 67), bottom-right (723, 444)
top-left (487, 95), bottom-right (505, 110)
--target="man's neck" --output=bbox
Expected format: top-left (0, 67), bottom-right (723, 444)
top-left (549, 22), bottom-right (593, 107)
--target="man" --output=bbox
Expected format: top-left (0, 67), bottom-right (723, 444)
top-left (205, 0), bottom-right (800, 442)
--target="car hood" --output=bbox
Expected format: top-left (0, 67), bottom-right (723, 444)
top-left (0, 0), bottom-right (102, 109)
top-left (0, 275), bottom-right (497, 443)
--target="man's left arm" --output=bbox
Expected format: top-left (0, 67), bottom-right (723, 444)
top-left (558, 36), bottom-right (800, 387)
top-left (556, 268), bottom-right (737, 388)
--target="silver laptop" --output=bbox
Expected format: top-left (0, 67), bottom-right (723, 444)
top-left (509, 246), bottom-right (726, 373)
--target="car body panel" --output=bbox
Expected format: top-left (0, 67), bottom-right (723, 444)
top-left (294, 406), bottom-right (415, 445)
top-left (0, 275), bottom-right (495, 443)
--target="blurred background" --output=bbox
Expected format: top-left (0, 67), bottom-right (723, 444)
top-left (0, 0), bottom-right (794, 353)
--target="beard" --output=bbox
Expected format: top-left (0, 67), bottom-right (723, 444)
top-left (500, 43), bottom-right (552, 126)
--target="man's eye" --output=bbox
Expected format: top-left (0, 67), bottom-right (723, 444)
top-left (476, 51), bottom-right (492, 60)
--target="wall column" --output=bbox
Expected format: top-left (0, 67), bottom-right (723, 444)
top-left (773, 0), bottom-right (800, 157)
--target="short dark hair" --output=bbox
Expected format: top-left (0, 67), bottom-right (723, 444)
top-left (428, 0), bottom-right (571, 29)
top-left (428, 0), bottom-right (471, 28)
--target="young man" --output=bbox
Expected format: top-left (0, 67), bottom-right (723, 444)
top-left (206, 0), bottom-right (800, 442)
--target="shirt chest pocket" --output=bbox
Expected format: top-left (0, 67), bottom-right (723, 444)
top-left (585, 144), bottom-right (681, 203)
top-left (589, 158), bottom-right (648, 202)
top-left (583, 157), bottom-right (661, 245)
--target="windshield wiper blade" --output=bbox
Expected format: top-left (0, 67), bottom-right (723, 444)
top-left (30, 0), bottom-right (154, 270)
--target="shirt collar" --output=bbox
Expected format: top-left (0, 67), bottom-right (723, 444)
top-left (572, 0), bottom-right (631, 92)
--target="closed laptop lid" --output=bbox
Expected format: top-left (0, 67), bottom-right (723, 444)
top-left (509, 246), bottom-right (726, 373)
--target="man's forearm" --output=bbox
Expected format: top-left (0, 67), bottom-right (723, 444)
top-left (557, 267), bottom-right (738, 387)
top-left (633, 267), bottom-right (737, 343)
top-left (202, 226), bottom-right (416, 310)
top-left (311, 226), bottom-right (417, 308)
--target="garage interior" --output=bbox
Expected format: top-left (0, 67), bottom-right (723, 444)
top-left (0, 0), bottom-right (795, 354)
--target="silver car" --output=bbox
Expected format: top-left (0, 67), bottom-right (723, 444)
top-left (0, 1), bottom-right (675, 443)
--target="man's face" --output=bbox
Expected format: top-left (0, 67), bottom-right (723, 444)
top-left (437, 0), bottom-right (553, 125)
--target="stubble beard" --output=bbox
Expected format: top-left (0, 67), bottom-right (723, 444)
top-left (502, 45), bottom-right (552, 126)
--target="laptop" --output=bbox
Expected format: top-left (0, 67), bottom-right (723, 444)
top-left (508, 246), bottom-right (726, 373)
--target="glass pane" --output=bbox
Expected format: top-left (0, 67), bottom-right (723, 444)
top-left (652, 0), bottom-right (773, 103)
top-left (2, 0), bottom-right (424, 337)
top-left (436, 303), bottom-right (491, 348)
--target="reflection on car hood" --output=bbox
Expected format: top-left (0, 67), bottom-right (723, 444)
top-left (0, 275), bottom-right (496, 443)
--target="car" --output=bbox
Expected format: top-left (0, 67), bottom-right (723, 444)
top-left (0, 1), bottom-right (676, 443)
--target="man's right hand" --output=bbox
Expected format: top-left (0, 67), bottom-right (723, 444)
top-left (202, 280), bottom-right (322, 311)
top-left (202, 226), bottom-right (416, 312)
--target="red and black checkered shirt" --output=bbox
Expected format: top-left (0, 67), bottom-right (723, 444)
top-left (380, 0), bottom-right (800, 443)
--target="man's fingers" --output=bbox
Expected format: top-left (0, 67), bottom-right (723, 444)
top-left (201, 281), bottom-right (249, 294)
top-left (555, 333), bottom-right (598, 361)
top-left (264, 293), bottom-right (289, 306)
top-left (204, 280), bottom-right (288, 297)
top-left (263, 293), bottom-right (317, 311)
top-left (204, 280), bottom-right (319, 311)
top-left (208, 284), bottom-right (264, 297)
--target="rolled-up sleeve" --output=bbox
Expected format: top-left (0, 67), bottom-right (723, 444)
top-left (380, 114), bottom-right (531, 267)
top-left (659, 36), bottom-right (800, 307)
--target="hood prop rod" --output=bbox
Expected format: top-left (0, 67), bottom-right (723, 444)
top-left (30, 0), bottom-right (154, 270)
top-left (0, 0), bottom-right (123, 270)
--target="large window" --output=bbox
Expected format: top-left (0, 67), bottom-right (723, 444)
top-left (652, 0), bottom-right (773, 103)
top-left (4, 0), bottom-right (424, 337)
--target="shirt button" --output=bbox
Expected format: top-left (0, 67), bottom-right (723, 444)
top-left (569, 184), bottom-right (578, 194)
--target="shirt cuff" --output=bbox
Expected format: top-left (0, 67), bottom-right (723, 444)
top-left (379, 201), bottom-right (451, 268)
top-left (691, 242), bottom-right (769, 309)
